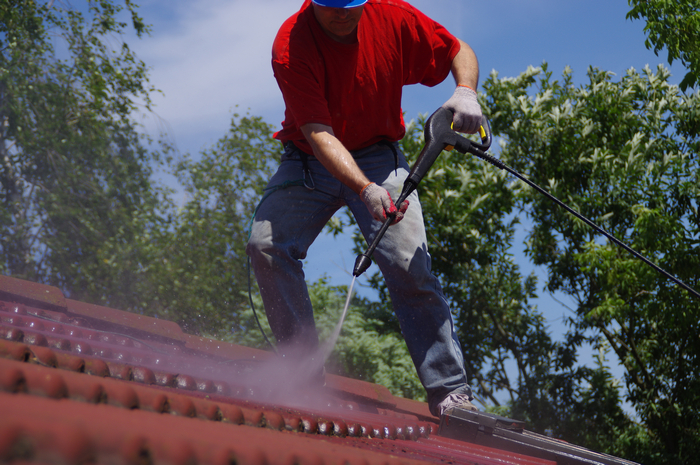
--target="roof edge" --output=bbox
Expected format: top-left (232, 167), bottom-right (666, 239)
top-left (0, 275), bottom-right (67, 311)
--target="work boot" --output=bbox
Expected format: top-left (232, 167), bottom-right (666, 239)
top-left (437, 392), bottom-right (478, 416)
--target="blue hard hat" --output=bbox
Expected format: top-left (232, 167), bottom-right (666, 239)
top-left (311, 0), bottom-right (367, 7)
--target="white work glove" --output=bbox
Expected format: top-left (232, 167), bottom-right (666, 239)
top-left (441, 85), bottom-right (482, 134)
top-left (360, 182), bottom-right (409, 225)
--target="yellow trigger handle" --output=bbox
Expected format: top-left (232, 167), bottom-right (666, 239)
top-left (449, 122), bottom-right (488, 149)
top-left (446, 122), bottom-right (455, 151)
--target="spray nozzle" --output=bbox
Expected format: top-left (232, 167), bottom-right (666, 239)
top-left (353, 253), bottom-right (372, 277)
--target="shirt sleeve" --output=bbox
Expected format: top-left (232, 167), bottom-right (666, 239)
top-left (272, 58), bottom-right (333, 129)
top-left (401, 6), bottom-right (461, 88)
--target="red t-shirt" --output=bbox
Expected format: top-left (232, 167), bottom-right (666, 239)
top-left (272, 0), bottom-right (460, 154)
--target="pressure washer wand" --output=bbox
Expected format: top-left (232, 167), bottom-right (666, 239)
top-left (353, 108), bottom-right (492, 277)
top-left (353, 106), bottom-right (700, 301)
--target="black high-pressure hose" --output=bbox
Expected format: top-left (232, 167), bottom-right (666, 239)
top-left (354, 107), bottom-right (700, 301)
top-left (473, 150), bottom-right (700, 300)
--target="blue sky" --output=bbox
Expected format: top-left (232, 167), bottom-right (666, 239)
top-left (124, 0), bottom-right (682, 383)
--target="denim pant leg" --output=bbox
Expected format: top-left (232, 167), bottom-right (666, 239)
top-left (345, 144), bottom-right (472, 416)
top-left (246, 151), bottom-right (344, 356)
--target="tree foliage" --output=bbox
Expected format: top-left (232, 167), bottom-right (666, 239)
top-left (0, 0), bottom-right (171, 309)
top-left (627, 0), bottom-right (700, 91)
top-left (149, 113), bottom-right (279, 335)
top-left (482, 62), bottom-right (700, 464)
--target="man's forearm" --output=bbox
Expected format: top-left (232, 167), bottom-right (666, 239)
top-left (300, 123), bottom-right (370, 194)
top-left (451, 39), bottom-right (479, 89)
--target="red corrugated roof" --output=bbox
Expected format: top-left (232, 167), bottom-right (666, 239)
top-left (0, 275), bottom-right (556, 464)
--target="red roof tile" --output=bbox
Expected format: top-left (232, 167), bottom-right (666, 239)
top-left (0, 275), bottom-right (634, 465)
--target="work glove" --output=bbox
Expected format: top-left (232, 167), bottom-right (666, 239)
top-left (360, 182), bottom-right (409, 225)
top-left (441, 85), bottom-right (482, 134)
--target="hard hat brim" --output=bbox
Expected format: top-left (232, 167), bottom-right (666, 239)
top-left (311, 0), bottom-right (368, 8)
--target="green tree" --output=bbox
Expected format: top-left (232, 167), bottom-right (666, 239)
top-left (146, 113), bottom-right (279, 335)
top-left (0, 0), bottom-right (171, 308)
top-left (482, 62), bottom-right (700, 464)
top-left (627, 0), bottom-right (700, 91)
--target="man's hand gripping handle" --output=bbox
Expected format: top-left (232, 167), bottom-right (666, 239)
top-left (360, 182), bottom-right (409, 225)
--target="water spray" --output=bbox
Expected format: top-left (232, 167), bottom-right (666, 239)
top-left (318, 276), bottom-right (356, 366)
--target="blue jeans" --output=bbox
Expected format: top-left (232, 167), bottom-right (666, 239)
top-left (246, 141), bottom-right (472, 415)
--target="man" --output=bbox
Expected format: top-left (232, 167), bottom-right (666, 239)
top-left (246, 0), bottom-right (482, 417)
